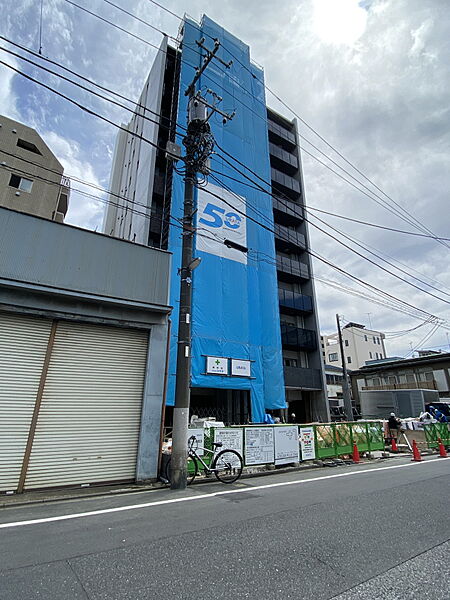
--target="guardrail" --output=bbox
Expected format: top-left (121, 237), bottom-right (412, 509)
top-left (424, 423), bottom-right (450, 448)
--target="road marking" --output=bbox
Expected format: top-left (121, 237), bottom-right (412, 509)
top-left (0, 460), bottom-right (443, 529)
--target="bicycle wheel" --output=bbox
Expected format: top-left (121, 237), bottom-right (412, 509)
top-left (212, 449), bottom-right (243, 483)
top-left (165, 455), bottom-right (198, 485)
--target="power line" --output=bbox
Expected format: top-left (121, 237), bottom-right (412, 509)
top-left (145, 0), bottom-right (448, 248)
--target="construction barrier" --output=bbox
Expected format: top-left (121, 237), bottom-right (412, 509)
top-left (205, 421), bottom-right (385, 466)
top-left (423, 423), bottom-right (450, 448)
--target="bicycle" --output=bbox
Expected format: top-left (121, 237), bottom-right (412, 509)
top-left (165, 435), bottom-right (243, 485)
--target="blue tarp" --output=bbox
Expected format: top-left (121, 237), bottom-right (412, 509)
top-left (166, 15), bottom-right (286, 422)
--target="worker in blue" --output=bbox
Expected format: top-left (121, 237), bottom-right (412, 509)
top-left (429, 406), bottom-right (448, 423)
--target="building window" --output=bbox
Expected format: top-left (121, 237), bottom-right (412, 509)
top-left (347, 356), bottom-right (352, 364)
top-left (364, 335), bottom-right (368, 342)
top-left (9, 174), bottom-right (33, 193)
top-left (17, 138), bottom-right (42, 155)
top-left (344, 339), bottom-right (349, 347)
top-left (377, 337), bottom-right (380, 344)
top-left (373, 336), bottom-right (376, 343)
top-left (283, 357), bottom-right (298, 367)
top-left (369, 352), bottom-right (372, 359)
top-left (329, 352), bottom-right (338, 362)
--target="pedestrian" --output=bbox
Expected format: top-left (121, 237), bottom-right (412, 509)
top-left (429, 406), bottom-right (448, 423)
top-left (388, 412), bottom-right (401, 441)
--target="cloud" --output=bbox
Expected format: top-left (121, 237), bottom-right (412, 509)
top-left (2, 0), bottom-right (449, 356)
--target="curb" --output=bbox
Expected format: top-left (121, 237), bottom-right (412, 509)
top-left (1, 453), bottom-right (404, 509)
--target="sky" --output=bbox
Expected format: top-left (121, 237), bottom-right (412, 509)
top-left (1, 0), bottom-right (450, 358)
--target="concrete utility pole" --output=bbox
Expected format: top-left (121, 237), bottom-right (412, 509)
top-left (170, 38), bottom-right (234, 490)
top-left (336, 314), bottom-right (353, 421)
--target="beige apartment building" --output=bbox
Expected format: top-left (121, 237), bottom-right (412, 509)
top-left (0, 115), bottom-right (69, 222)
top-left (322, 322), bottom-right (387, 369)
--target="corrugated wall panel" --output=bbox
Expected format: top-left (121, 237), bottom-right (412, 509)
top-left (0, 312), bottom-right (52, 491)
top-left (25, 321), bottom-right (148, 489)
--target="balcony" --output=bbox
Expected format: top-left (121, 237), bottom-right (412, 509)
top-left (272, 196), bottom-right (303, 223)
top-left (284, 366), bottom-right (323, 390)
top-left (269, 142), bottom-right (298, 175)
top-left (281, 323), bottom-right (317, 351)
top-left (274, 223), bottom-right (306, 252)
top-left (268, 119), bottom-right (296, 147)
top-left (361, 380), bottom-right (437, 391)
top-left (278, 289), bottom-right (313, 314)
top-left (271, 168), bottom-right (301, 199)
top-left (276, 256), bottom-right (309, 281)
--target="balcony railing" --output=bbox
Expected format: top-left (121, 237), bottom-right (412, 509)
top-left (269, 142), bottom-right (298, 174)
top-left (278, 289), bottom-right (313, 314)
top-left (276, 256), bottom-right (309, 280)
top-left (272, 196), bottom-right (303, 221)
top-left (284, 366), bottom-right (323, 390)
top-left (268, 119), bottom-right (296, 146)
top-left (271, 168), bottom-right (301, 196)
top-left (361, 380), bottom-right (437, 391)
top-left (281, 323), bottom-right (317, 351)
top-left (274, 223), bottom-right (306, 250)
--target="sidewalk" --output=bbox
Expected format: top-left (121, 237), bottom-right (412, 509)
top-left (1, 450), bottom-right (408, 509)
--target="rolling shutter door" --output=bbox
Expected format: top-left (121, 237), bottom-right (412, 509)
top-left (25, 321), bottom-right (149, 489)
top-left (0, 311), bottom-right (52, 492)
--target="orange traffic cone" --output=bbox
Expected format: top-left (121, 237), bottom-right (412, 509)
top-left (411, 439), bottom-right (422, 462)
top-left (391, 438), bottom-right (398, 453)
top-left (437, 438), bottom-right (448, 458)
top-left (352, 442), bottom-right (360, 463)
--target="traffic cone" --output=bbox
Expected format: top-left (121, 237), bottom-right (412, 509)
top-left (437, 438), bottom-right (448, 458)
top-left (411, 439), bottom-right (422, 462)
top-left (391, 438), bottom-right (398, 453)
top-left (352, 442), bottom-right (360, 463)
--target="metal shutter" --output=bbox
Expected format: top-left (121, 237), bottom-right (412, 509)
top-left (24, 321), bottom-right (149, 489)
top-left (0, 311), bottom-right (52, 492)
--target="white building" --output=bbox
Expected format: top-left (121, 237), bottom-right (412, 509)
top-left (322, 322), bottom-right (387, 370)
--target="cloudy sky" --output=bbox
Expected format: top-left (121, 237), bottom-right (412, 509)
top-left (1, 0), bottom-right (449, 357)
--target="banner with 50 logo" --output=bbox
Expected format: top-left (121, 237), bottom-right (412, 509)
top-left (196, 184), bottom-right (247, 264)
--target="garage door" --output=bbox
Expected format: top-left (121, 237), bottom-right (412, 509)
top-left (0, 311), bottom-right (53, 492)
top-left (24, 321), bottom-right (149, 489)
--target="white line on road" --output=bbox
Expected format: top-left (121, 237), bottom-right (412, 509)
top-left (0, 460), bottom-right (444, 530)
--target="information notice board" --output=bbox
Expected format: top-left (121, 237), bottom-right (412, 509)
top-left (187, 428), bottom-right (204, 456)
top-left (299, 426), bottom-right (315, 460)
top-left (274, 426), bottom-right (300, 465)
top-left (244, 427), bottom-right (275, 465)
top-left (214, 428), bottom-right (243, 467)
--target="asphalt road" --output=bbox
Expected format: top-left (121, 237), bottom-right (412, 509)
top-left (1, 456), bottom-right (449, 599)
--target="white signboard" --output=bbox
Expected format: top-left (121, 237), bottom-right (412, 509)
top-left (244, 427), bottom-right (275, 465)
top-left (206, 356), bottom-right (228, 375)
top-left (231, 359), bottom-right (251, 377)
top-left (299, 426), bottom-right (316, 461)
top-left (214, 428), bottom-right (243, 467)
top-left (274, 426), bottom-right (300, 465)
top-left (187, 428), bottom-right (204, 456)
top-left (197, 183), bottom-right (247, 265)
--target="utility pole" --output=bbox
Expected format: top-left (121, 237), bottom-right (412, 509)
top-left (170, 38), bottom-right (234, 490)
top-left (336, 314), bottom-right (353, 421)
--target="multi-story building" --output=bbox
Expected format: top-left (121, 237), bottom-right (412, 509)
top-left (351, 352), bottom-right (450, 418)
top-left (323, 322), bottom-right (387, 369)
top-left (0, 115), bottom-right (69, 222)
top-left (104, 15), bottom-right (328, 423)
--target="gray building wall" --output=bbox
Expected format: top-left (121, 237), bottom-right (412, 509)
top-left (0, 114), bottom-right (69, 221)
top-left (103, 38), bottom-right (168, 244)
top-left (0, 207), bottom-right (172, 481)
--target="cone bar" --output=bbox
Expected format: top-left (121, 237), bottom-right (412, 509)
top-left (437, 438), bottom-right (448, 458)
top-left (352, 442), bottom-right (360, 463)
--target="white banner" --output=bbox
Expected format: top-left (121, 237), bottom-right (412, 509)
top-left (206, 356), bottom-right (228, 375)
top-left (196, 183), bottom-right (247, 265)
top-left (299, 426), bottom-right (316, 461)
top-left (244, 427), bottom-right (275, 465)
top-left (274, 426), bottom-right (300, 465)
top-left (231, 359), bottom-right (251, 377)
